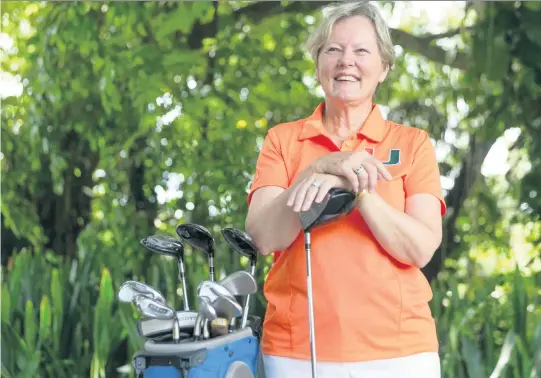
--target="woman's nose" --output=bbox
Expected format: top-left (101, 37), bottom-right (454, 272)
top-left (338, 49), bottom-right (355, 67)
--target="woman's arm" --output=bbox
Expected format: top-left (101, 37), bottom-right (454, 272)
top-left (357, 191), bottom-right (443, 268)
top-left (246, 168), bottom-right (353, 255)
top-left (245, 186), bottom-right (302, 256)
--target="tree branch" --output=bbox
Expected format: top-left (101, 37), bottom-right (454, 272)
top-left (186, 1), bottom-right (469, 70)
top-left (418, 26), bottom-right (473, 42)
top-left (390, 28), bottom-right (468, 70)
top-left (421, 100), bottom-right (508, 282)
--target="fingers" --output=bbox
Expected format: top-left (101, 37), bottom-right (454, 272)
top-left (354, 159), bottom-right (392, 192)
top-left (314, 180), bottom-right (333, 204)
top-left (363, 164), bottom-right (378, 192)
top-left (300, 184), bottom-right (321, 212)
top-left (288, 178), bottom-right (320, 212)
top-left (341, 168), bottom-right (360, 193)
top-left (287, 175), bottom-right (337, 213)
top-left (373, 160), bottom-right (392, 181)
top-left (355, 168), bottom-right (368, 193)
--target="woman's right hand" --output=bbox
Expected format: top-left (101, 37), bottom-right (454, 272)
top-left (286, 172), bottom-right (354, 212)
top-left (312, 151), bottom-right (392, 193)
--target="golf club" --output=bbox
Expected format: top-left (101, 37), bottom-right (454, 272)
top-left (221, 228), bottom-right (259, 329)
top-left (198, 295), bottom-right (218, 322)
top-left (299, 188), bottom-right (358, 378)
top-left (219, 271), bottom-right (257, 297)
top-left (133, 295), bottom-right (176, 320)
top-left (140, 234), bottom-right (190, 311)
top-left (209, 287), bottom-right (243, 320)
top-left (118, 280), bottom-right (166, 304)
top-left (197, 280), bottom-right (236, 302)
top-left (176, 223), bottom-right (216, 281)
top-left (132, 294), bottom-right (184, 343)
top-left (137, 310), bottom-right (198, 339)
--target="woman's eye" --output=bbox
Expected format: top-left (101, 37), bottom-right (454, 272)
top-left (356, 48), bottom-right (369, 53)
top-left (327, 47), bottom-right (340, 52)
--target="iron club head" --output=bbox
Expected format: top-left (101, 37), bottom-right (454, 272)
top-left (197, 280), bottom-right (235, 302)
top-left (219, 271), bottom-right (257, 296)
top-left (210, 288), bottom-right (243, 319)
top-left (197, 296), bottom-right (218, 321)
top-left (118, 281), bottom-right (166, 304)
top-left (133, 295), bottom-right (175, 320)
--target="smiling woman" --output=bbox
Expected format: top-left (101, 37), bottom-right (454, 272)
top-left (245, 1), bottom-right (446, 378)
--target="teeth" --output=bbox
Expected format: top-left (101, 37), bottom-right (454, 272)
top-left (335, 76), bottom-right (358, 82)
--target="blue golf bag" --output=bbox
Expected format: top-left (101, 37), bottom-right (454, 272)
top-left (132, 323), bottom-right (263, 378)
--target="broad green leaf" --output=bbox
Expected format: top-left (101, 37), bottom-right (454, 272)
top-left (489, 331), bottom-right (517, 378)
top-left (1, 285), bottom-right (11, 323)
top-left (38, 296), bottom-right (51, 344)
top-left (50, 268), bottom-right (64, 354)
top-left (23, 300), bottom-right (37, 349)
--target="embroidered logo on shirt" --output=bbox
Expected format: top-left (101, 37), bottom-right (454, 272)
top-left (364, 147), bottom-right (401, 166)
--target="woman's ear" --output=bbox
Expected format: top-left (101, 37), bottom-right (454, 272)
top-left (379, 63), bottom-right (390, 84)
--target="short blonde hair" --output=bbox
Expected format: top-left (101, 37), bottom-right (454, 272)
top-left (305, 1), bottom-right (395, 69)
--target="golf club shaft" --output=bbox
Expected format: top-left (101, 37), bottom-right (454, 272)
top-left (177, 260), bottom-right (190, 310)
top-left (305, 232), bottom-right (318, 378)
top-left (241, 264), bottom-right (256, 329)
top-left (209, 255), bottom-right (215, 281)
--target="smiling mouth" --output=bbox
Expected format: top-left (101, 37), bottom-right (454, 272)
top-left (334, 75), bottom-right (360, 83)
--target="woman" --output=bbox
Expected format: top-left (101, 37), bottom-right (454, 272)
top-left (245, 2), bottom-right (446, 377)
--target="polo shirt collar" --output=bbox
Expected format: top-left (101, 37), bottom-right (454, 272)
top-left (298, 102), bottom-right (387, 142)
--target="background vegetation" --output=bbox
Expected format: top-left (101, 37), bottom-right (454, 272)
top-left (1, 1), bottom-right (540, 377)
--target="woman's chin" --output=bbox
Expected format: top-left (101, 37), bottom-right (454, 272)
top-left (327, 92), bottom-right (366, 106)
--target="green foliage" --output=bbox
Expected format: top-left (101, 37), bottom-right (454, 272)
top-left (431, 266), bottom-right (541, 378)
top-left (1, 249), bottom-right (144, 377)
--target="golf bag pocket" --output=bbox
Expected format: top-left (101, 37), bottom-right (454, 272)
top-left (133, 328), bottom-right (260, 378)
top-left (187, 335), bottom-right (260, 377)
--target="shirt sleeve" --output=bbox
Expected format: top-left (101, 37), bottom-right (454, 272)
top-left (247, 129), bottom-right (289, 205)
top-left (403, 130), bottom-right (447, 217)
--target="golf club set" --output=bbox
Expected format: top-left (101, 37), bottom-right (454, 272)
top-left (119, 188), bottom-right (358, 378)
top-left (118, 224), bottom-right (263, 378)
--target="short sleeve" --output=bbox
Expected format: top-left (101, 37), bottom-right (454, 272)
top-left (403, 131), bottom-right (447, 217)
top-left (247, 129), bottom-right (289, 205)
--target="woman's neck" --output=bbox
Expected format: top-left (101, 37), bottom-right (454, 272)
top-left (322, 101), bottom-right (373, 141)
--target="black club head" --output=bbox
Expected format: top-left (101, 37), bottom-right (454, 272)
top-left (221, 227), bottom-right (258, 265)
top-left (300, 188), bottom-right (358, 231)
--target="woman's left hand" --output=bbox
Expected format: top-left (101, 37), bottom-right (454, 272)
top-left (286, 172), bottom-right (354, 212)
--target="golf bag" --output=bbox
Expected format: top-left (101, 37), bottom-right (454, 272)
top-left (132, 325), bottom-right (263, 378)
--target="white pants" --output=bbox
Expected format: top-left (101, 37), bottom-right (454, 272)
top-left (262, 352), bottom-right (441, 378)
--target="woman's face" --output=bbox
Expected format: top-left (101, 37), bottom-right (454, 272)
top-left (316, 15), bottom-right (389, 105)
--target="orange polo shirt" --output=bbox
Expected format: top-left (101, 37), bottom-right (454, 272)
top-left (247, 102), bottom-right (447, 362)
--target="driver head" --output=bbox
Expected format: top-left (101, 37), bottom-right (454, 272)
top-left (300, 188), bottom-right (358, 231)
top-left (140, 235), bottom-right (184, 260)
top-left (175, 223), bottom-right (215, 255)
top-left (221, 228), bottom-right (258, 266)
